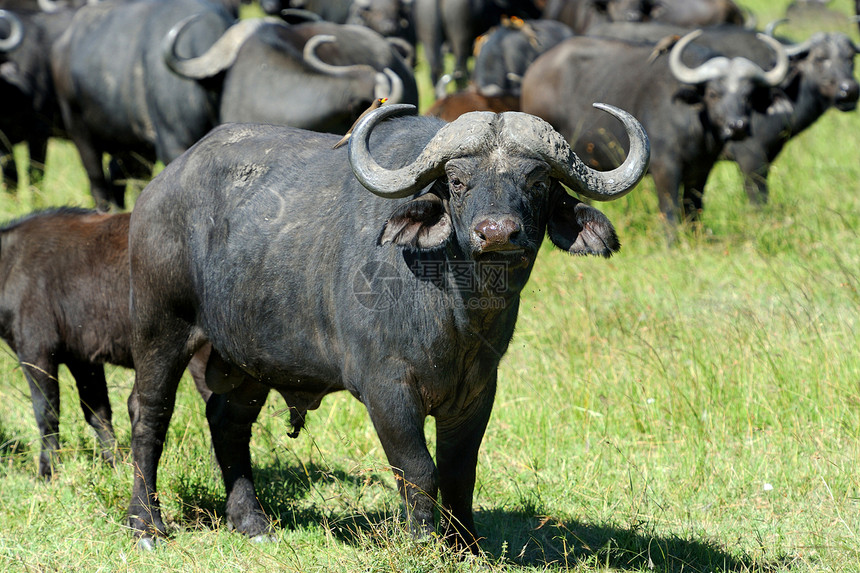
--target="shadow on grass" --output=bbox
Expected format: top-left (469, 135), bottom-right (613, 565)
top-left (170, 460), bottom-right (392, 533)
top-left (170, 463), bottom-right (797, 571)
top-left (475, 509), bottom-right (797, 572)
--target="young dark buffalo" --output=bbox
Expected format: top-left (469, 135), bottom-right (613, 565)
top-left (0, 208), bottom-right (209, 478)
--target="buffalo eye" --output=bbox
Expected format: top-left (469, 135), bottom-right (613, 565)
top-left (526, 165), bottom-right (550, 195)
top-left (531, 179), bottom-right (548, 194)
top-left (448, 175), bottom-right (467, 195)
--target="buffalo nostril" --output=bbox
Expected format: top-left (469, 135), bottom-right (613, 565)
top-left (474, 217), bottom-right (521, 251)
top-left (725, 119), bottom-right (749, 141)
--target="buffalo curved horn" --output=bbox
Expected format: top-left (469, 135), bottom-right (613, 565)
top-left (36, 0), bottom-right (65, 12)
top-left (374, 68), bottom-right (403, 103)
top-left (668, 30), bottom-right (724, 84)
top-left (0, 10), bottom-right (24, 52)
top-left (0, 10), bottom-right (23, 52)
top-left (763, 18), bottom-right (788, 38)
top-left (386, 36), bottom-right (415, 67)
top-left (279, 8), bottom-right (324, 22)
top-left (303, 34), bottom-right (378, 77)
top-left (752, 33), bottom-right (789, 86)
top-left (782, 32), bottom-right (837, 60)
top-left (348, 104), bottom-right (650, 201)
top-left (349, 104), bottom-right (490, 198)
top-left (163, 16), bottom-right (269, 79)
top-left (669, 29), bottom-right (788, 87)
top-left (501, 103), bottom-right (650, 201)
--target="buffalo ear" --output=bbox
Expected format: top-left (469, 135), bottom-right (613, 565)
top-left (0, 62), bottom-right (31, 95)
top-left (591, 0), bottom-right (610, 13)
top-left (548, 193), bottom-right (620, 257)
top-left (673, 84), bottom-right (704, 105)
top-left (379, 193), bottom-right (452, 249)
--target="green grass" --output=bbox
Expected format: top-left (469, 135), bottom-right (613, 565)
top-left (1, 1), bottom-right (860, 570)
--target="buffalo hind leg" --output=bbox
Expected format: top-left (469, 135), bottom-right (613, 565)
top-left (66, 360), bottom-right (117, 467)
top-left (364, 380), bottom-right (437, 540)
top-left (127, 326), bottom-right (195, 544)
top-left (207, 378), bottom-right (272, 538)
top-left (435, 377), bottom-right (496, 553)
top-left (19, 353), bottom-right (61, 478)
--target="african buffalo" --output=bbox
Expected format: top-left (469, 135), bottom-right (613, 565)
top-left (0, 7), bottom-right (73, 188)
top-left (0, 208), bottom-right (210, 478)
top-left (125, 102), bottom-right (649, 550)
top-left (261, 0), bottom-right (414, 43)
top-left (0, 0), bottom-right (89, 10)
top-left (163, 18), bottom-right (416, 133)
top-left (541, 0), bottom-right (649, 34)
top-left (51, 0), bottom-right (235, 210)
top-left (521, 31), bottom-right (788, 230)
top-left (589, 21), bottom-right (860, 205)
top-left (472, 17), bottom-right (574, 97)
top-left (723, 31), bottom-right (859, 204)
top-left (648, 0), bottom-right (745, 27)
top-left (414, 0), bottom-right (539, 90)
top-left (425, 89), bottom-right (520, 121)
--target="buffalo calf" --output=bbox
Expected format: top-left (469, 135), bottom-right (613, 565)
top-left (0, 208), bottom-right (209, 478)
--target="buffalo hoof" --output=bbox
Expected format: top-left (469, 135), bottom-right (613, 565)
top-left (226, 514), bottom-right (272, 540)
top-left (135, 536), bottom-right (166, 551)
top-left (250, 533), bottom-right (277, 544)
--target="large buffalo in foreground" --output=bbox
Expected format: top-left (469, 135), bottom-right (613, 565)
top-left (0, 208), bottom-right (210, 478)
top-left (125, 103), bottom-right (649, 550)
top-left (522, 31), bottom-right (788, 230)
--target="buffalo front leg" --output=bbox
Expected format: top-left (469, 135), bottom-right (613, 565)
top-left (64, 122), bottom-right (116, 211)
top-left (365, 382), bottom-right (437, 539)
top-left (207, 379), bottom-right (272, 539)
top-left (650, 160), bottom-right (684, 244)
top-left (26, 135), bottom-right (49, 186)
top-left (733, 146), bottom-right (771, 205)
top-left (435, 377), bottom-right (496, 553)
top-left (66, 360), bottom-right (117, 467)
top-left (19, 353), bottom-right (61, 478)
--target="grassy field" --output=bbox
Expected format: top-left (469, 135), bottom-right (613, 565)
top-left (1, 1), bottom-right (859, 571)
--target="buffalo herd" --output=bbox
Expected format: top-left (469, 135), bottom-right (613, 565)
top-left (0, 0), bottom-right (857, 553)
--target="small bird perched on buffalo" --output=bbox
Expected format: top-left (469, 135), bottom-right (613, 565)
top-left (647, 34), bottom-right (681, 64)
top-left (333, 98), bottom-right (387, 149)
